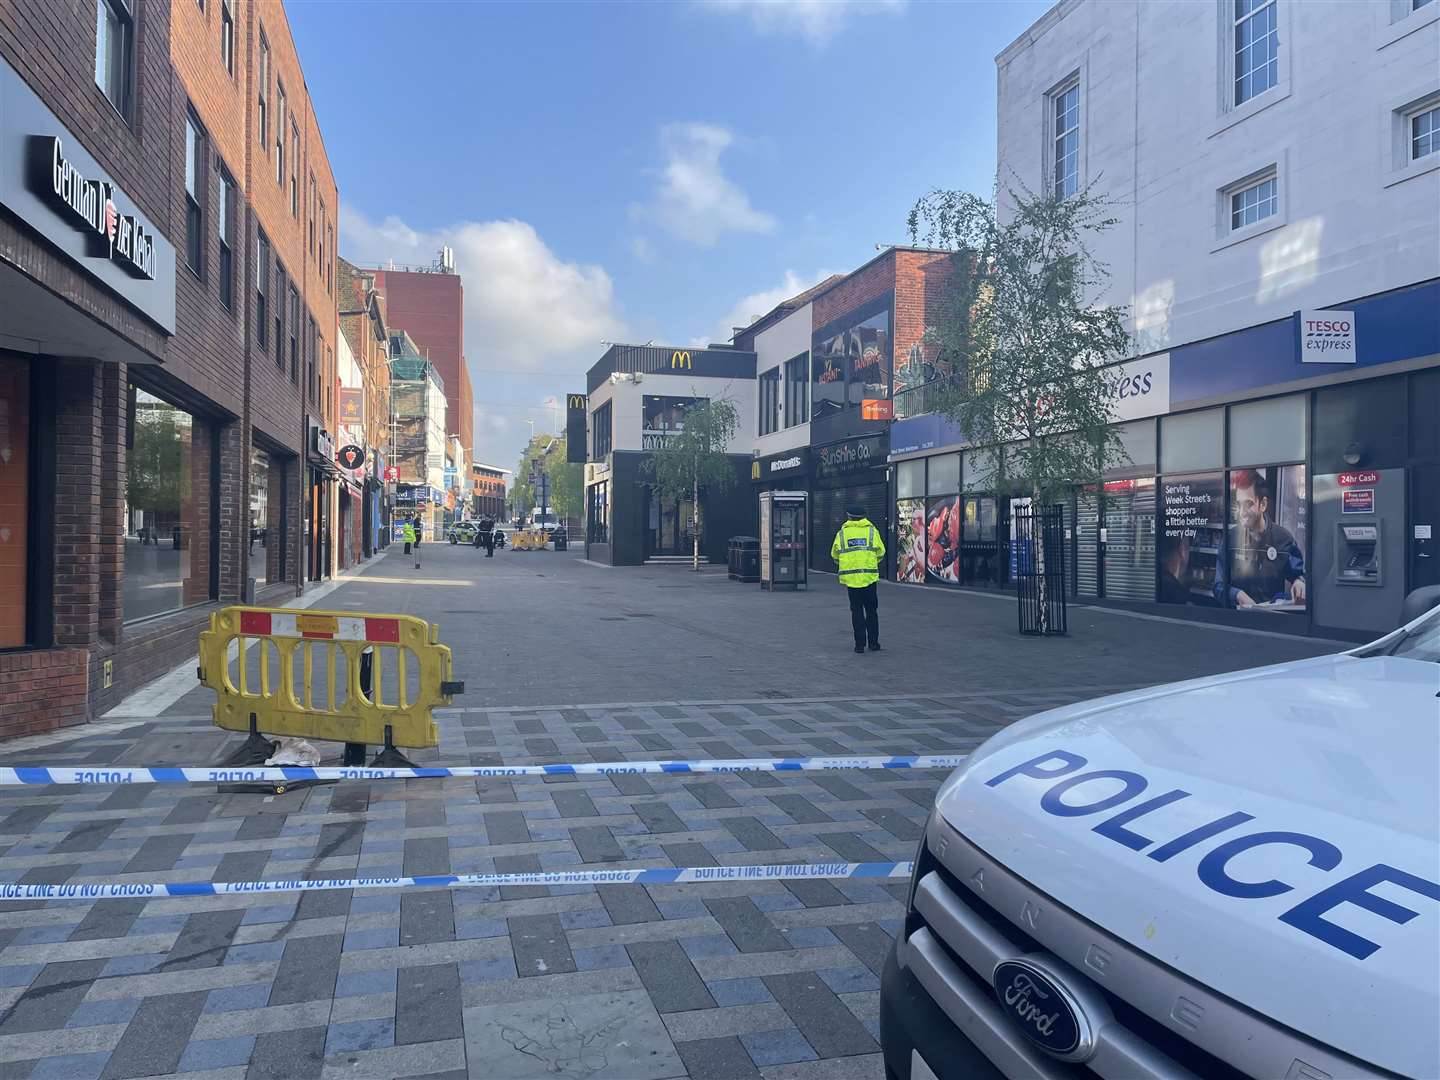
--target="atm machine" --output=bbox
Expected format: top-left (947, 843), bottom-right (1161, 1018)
top-left (1336, 523), bottom-right (1382, 586)
top-left (760, 490), bottom-right (808, 591)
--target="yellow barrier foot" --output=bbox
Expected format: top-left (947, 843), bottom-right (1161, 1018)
top-left (218, 713), bottom-right (278, 767)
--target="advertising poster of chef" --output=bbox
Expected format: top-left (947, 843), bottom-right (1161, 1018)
top-left (896, 499), bottom-right (925, 583)
top-left (926, 496), bottom-right (960, 583)
top-left (1219, 465), bottom-right (1307, 612)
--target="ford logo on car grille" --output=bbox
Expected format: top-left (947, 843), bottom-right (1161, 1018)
top-left (992, 958), bottom-right (1100, 1061)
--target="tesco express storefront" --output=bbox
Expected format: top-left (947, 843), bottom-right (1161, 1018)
top-left (886, 282), bottom-right (1439, 640)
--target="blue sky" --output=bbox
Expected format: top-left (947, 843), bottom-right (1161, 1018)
top-left (290, 0), bottom-right (1050, 474)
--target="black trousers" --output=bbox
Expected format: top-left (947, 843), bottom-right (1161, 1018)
top-left (403, 541), bottom-right (412, 554)
top-left (846, 583), bottom-right (879, 649)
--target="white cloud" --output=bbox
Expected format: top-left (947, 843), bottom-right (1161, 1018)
top-left (713, 269), bottom-right (832, 342)
top-left (634, 123), bottom-right (775, 247)
top-left (700, 0), bottom-right (906, 45)
top-left (340, 206), bottom-right (625, 365)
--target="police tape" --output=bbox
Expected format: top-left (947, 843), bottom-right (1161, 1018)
top-left (0, 861), bottom-right (913, 901)
top-left (0, 754), bottom-right (969, 787)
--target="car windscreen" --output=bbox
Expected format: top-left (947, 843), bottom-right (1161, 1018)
top-left (1388, 607), bottom-right (1440, 663)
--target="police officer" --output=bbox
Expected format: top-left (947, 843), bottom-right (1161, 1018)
top-left (401, 517), bottom-right (416, 555)
top-left (831, 505), bottom-right (885, 653)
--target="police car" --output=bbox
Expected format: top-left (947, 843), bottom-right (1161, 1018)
top-left (881, 589), bottom-right (1440, 1080)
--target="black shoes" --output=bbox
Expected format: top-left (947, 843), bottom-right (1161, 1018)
top-left (868, 643), bottom-right (881, 652)
top-left (854, 645), bottom-right (866, 653)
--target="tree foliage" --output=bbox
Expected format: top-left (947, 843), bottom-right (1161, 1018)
top-left (908, 182), bottom-right (1132, 501)
top-left (644, 396), bottom-right (740, 569)
top-left (510, 435), bottom-right (581, 520)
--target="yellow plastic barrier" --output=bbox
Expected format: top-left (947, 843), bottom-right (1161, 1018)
top-left (197, 607), bottom-right (461, 747)
top-left (511, 529), bottom-right (549, 551)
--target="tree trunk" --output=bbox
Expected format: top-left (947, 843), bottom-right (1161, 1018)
top-left (692, 473), bottom-right (700, 572)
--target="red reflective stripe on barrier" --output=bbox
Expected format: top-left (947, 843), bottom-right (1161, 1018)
top-left (300, 631), bottom-right (334, 640)
top-left (239, 611), bottom-right (272, 635)
top-left (366, 618), bottom-right (401, 643)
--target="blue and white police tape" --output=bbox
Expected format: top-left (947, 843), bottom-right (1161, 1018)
top-left (0, 754), bottom-right (969, 787)
top-left (0, 861), bottom-right (913, 901)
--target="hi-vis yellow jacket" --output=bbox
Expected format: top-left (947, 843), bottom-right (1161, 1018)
top-left (831, 517), bottom-right (884, 588)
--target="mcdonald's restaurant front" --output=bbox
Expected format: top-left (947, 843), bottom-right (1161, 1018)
top-left (583, 342), bottom-right (758, 566)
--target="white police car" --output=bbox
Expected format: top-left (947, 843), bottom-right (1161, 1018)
top-left (881, 591), bottom-right (1440, 1080)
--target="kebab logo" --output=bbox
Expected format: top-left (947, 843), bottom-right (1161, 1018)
top-left (37, 136), bottom-right (156, 280)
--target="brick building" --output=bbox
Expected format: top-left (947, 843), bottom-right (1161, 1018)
top-left (0, 0), bottom-right (339, 739)
top-left (371, 261), bottom-right (474, 461)
top-left (337, 257), bottom-right (391, 556)
top-left (472, 464), bottom-right (508, 521)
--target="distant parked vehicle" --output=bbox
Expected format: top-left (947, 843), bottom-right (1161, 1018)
top-left (446, 521), bottom-right (478, 544)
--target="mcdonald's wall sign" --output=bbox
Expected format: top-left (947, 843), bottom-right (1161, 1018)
top-left (587, 343), bottom-right (757, 394)
top-left (670, 350), bottom-right (692, 369)
top-left (566, 393), bottom-right (587, 462)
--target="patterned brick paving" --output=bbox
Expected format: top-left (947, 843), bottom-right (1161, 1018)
top-left (0, 689), bottom-right (1124, 1079)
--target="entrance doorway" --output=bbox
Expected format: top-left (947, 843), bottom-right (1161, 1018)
top-left (646, 489), bottom-right (696, 557)
top-left (1411, 463), bottom-right (1438, 592)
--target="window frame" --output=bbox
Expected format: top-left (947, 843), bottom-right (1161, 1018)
top-left (1232, 0), bottom-right (1278, 107)
top-left (94, 0), bottom-right (134, 123)
top-left (1229, 174), bottom-right (1278, 232)
top-left (758, 367), bottom-right (781, 436)
top-left (290, 124), bottom-right (300, 217)
top-left (274, 264), bottom-right (286, 371)
top-left (220, 0), bottom-right (235, 75)
top-left (289, 287), bottom-right (300, 383)
top-left (275, 82), bottom-right (287, 187)
top-left (592, 401), bottom-right (612, 459)
top-left (308, 174), bottom-right (317, 255)
top-left (217, 166), bottom-right (235, 311)
top-left (1048, 76), bottom-right (1081, 200)
top-left (257, 31), bottom-right (270, 150)
top-left (784, 352), bottom-right (808, 428)
top-left (308, 315), bottom-right (318, 403)
top-left (1213, 0), bottom-right (1291, 133)
top-left (256, 230), bottom-right (270, 348)
top-left (1212, 159), bottom-right (1287, 251)
top-left (183, 112), bottom-right (207, 278)
top-left (1384, 87), bottom-right (1440, 186)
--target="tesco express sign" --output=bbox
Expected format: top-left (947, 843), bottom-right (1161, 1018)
top-left (1103, 353), bottom-right (1170, 422)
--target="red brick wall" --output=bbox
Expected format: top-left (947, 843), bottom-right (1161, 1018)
top-left (373, 270), bottom-right (468, 451)
top-left (0, 650), bottom-right (89, 740)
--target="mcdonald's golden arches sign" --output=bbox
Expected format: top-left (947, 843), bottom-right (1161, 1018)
top-left (751, 460), bottom-right (761, 480)
top-left (670, 350), bottom-right (692, 369)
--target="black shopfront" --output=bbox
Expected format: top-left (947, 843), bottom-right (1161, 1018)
top-left (751, 447), bottom-right (810, 495)
top-left (811, 433), bottom-right (889, 577)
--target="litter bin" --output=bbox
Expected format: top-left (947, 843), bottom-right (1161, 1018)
top-left (734, 536), bottom-right (760, 583)
top-left (553, 529), bottom-right (568, 552)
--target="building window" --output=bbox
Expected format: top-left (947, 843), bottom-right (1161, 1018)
top-left (275, 83), bottom-right (286, 186)
top-left (218, 169), bottom-right (235, 309)
top-left (256, 231), bottom-right (270, 348)
top-left (759, 367), bottom-right (781, 436)
top-left (257, 32), bottom-right (269, 149)
top-left (812, 306), bottom-right (891, 422)
top-left (1229, 173), bottom-right (1277, 230)
top-left (1412, 104), bottom-right (1439, 160)
top-left (125, 385), bottom-right (210, 621)
top-left (592, 402), bottom-right (612, 459)
top-left (95, 0), bottom-right (132, 118)
top-left (290, 125), bottom-right (300, 216)
top-left (184, 115), bottom-right (206, 276)
top-left (1051, 80), bottom-right (1080, 199)
top-left (220, 0), bottom-right (235, 74)
top-left (326, 224), bottom-right (335, 292)
top-left (318, 199), bottom-right (327, 269)
top-left (289, 286), bottom-right (299, 383)
top-left (309, 175), bottom-right (317, 254)
top-left (274, 265), bottom-right (286, 371)
top-left (587, 481), bottom-right (609, 544)
top-left (784, 352), bottom-right (808, 427)
top-left (1416, 0), bottom-right (1435, 9)
top-left (308, 317), bottom-right (317, 402)
top-left (249, 447), bottom-right (286, 587)
top-left (1233, 0), bottom-right (1278, 106)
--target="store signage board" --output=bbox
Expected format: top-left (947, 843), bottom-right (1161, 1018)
top-left (337, 445), bottom-right (365, 471)
top-left (338, 389), bottom-right (363, 425)
top-left (861, 399), bottom-right (894, 421)
top-left (0, 59), bottom-right (175, 332)
top-left (1342, 489), bottom-right (1375, 514)
top-left (566, 394), bottom-right (587, 462)
top-left (1299, 310), bottom-right (1356, 364)
top-left (1104, 353), bottom-right (1170, 422)
top-left (1338, 471), bottom-right (1379, 487)
top-left (815, 435), bottom-right (885, 481)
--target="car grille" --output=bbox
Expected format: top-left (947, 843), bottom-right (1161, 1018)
top-left (901, 814), bottom-right (1390, 1080)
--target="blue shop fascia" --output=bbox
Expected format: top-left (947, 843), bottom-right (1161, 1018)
top-left (885, 280), bottom-right (1440, 641)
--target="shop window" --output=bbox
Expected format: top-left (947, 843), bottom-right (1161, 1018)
top-left (812, 344), bottom-right (845, 421)
top-left (1218, 465), bottom-right (1307, 612)
top-left (1108, 418), bottom-right (1156, 472)
top-left (249, 447), bottom-right (285, 587)
top-left (896, 497), bottom-right (924, 582)
top-left (896, 459), bottom-right (924, 500)
top-left (184, 114), bottom-right (206, 276)
top-left (587, 481), bottom-right (609, 544)
top-left (255, 231), bottom-right (269, 347)
top-left (812, 303), bottom-right (892, 421)
top-left (218, 169), bottom-right (235, 310)
top-left (1229, 394), bottom-right (1305, 466)
top-left (642, 395), bottom-right (704, 450)
top-left (1160, 408), bottom-right (1223, 474)
top-left (759, 368), bottom-right (780, 436)
top-left (0, 359), bottom-right (30, 647)
top-left (963, 447), bottom-right (1001, 492)
top-left (927, 453), bottom-right (960, 495)
top-left (960, 496), bottom-right (1001, 587)
top-left (94, 0), bottom-right (133, 120)
top-left (125, 386), bottom-right (208, 621)
top-left (926, 495), bottom-right (961, 583)
top-left (785, 352), bottom-right (808, 427)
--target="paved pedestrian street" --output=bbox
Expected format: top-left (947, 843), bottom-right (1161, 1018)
top-left (0, 548), bottom-right (1336, 1079)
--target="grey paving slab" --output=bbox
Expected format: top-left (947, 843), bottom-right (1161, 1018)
top-left (167, 909), bottom-right (247, 971)
top-left (248, 1024), bottom-right (327, 1080)
top-left (0, 959), bottom-right (107, 1034)
top-left (400, 892), bottom-right (456, 946)
top-left (596, 884), bottom-right (662, 926)
top-left (625, 940), bottom-right (714, 1015)
top-left (395, 962), bottom-right (463, 1045)
top-left (268, 934), bottom-right (342, 1005)
top-left (829, 923), bottom-right (894, 977)
top-left (703, 899), bottom-right (789, 955)
top-left (719, 818), bottom-right (786, 852)
top-left (571, 825), bottom-right (624, 863)
top-left (68, 900), bottom-right (148, 943)
top-left (763, 972), bottom-right (878, 1058)
top-left (676, 1035), bottom-right (762, 1080)
top-left (100, 990), bottom-right (207, 1079)
top-left (509, 914), bottom-right (575, 978)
